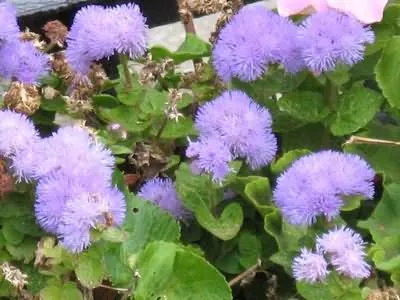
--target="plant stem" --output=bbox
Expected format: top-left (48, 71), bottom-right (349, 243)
top-left (325, 78), bottom-right (338, 112)
top-left (323, 78), bottom-right (338, 146)
top-left (119, 54), bottom-right (132, 90)
top-left (176, 0), bottom-right (202, 68)
top-left (228, 259), bottom-right (262, 287)
top-left (155, 117), bottom-right (168, 141)
top-left (344, 136), bottom-right (400, 147)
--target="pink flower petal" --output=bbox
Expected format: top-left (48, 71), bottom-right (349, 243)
top-left (328, 0), bottom-right (389, 23)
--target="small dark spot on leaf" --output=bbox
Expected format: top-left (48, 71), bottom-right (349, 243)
top-left (132, 207), bottom-right (139, 213)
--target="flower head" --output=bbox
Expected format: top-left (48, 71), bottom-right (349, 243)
top-left (277, 0), bottom-right (389, 24)
top-left (66, 4), bottom-right (148, 74)
top-left (0, 41), bottom-right (49, 84)
top-left (186, 136), bottom-right (232, 183)
top-left (138, 177), bottom-right (188, 219)
top-left (317, 226), bottom-right (370, 279)
top-left (0, 2), bottom-right (19, 45)
top-left (34, 126), bottom-right (114, 182)
top-left (194, 90), bottom-right (277, 170)
top-left (0, 110), bottom-right (39, 157)
top-left (292, 248), bottom-right (329, 282)
top-left (273, 151), bottom-right (375, 226)
top-left (58, 186), bottom-right (126, 253)
top-left (212, 5), bottom-right (302, 82)
top-left (298, 10), bottom-right (374, 72)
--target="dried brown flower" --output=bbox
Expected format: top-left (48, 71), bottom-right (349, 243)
top-left (51, 52), bottom-right (74, 84)
top-left (0, 262), bottom-right (28, 290)
top-left (3, 82), bottom-right (41, 115)
top-left (42, 20), bottom-right (68, 47)
top-left (210, 0), bottom-right (243, 44)
top-left (368, 288), bottom-right (400, 300)
top-left (187, 0), bottom-right (228, 14)
top-left (20, 29), bottom-right (46, 51)
top-left (0, 159), bottom-right (13, 198)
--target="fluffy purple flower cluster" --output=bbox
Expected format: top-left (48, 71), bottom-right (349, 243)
top-left (293, 226), bottom-right (371, 282)
top-left (186, 90), bottom-right (277, 182)
top-left (66, 4), bottom-right (148, 74)
top-left (0, 110), bottom-right (126, 253)
top-left (138, 177), bottom-right (188, 219)
top-left (212, 5), bottom-right (374, 81)
top-left (273, 151), bottom-right (375, 226)
top-left (0, 2), bottom-right (49, 83)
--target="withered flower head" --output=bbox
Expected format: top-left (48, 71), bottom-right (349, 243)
top-left (3, 82), bottom-right (41, 115)
top-left (43, 20), bottom-right (68, 47)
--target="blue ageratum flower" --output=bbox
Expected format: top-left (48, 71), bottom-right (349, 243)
top-left (66, 4), bottom-right (148, 75)
top-left (0, 2), bottom-right (19, 45)
top-left (58, 185), bottom-right (126, 253)
top-left (292, 248), bottom-right (329, 283)
top-left (273, 151), bottom-right (375, 226)
top-left (35, 126), bottom-right (115, 183)
top-left (0, 110), bottom-right (40, 181)
top-left (212, 5), bottom-right (303, 82)
top-left (190, 90), bottom-right (277, 178)
top-left (298, 10), bottom-right (374, 73)
top-left (138, 177), bottom-right (189, 219)
top-left (317, 226), bottom-right (370, 279)
top-left (0, 41), bottom-right (49, 84)
top-left (186, 136), bottom-right (233, 183)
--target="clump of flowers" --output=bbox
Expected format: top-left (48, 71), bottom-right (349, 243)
top-left (0, 110), bottom-right (126, 253)
top-left (212, 5), bottom-right (303, 82)
top-left (138, 177), bottom-right (189, 219)
top-left (273, 151), bottom-right (375, 226)
top-left (298, 10), bottom-right (374, 73)
top-left (66, 4), bottom-right (148, 75)
top-left (293, 226), bottom-right (370, 283)
top-left (186, 90), bottom-right (277, 182)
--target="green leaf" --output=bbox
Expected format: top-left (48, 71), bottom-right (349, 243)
top-left (2, 219), bottom-right (24, 245)
top-left (100, 227), bottom-right (128, 243)
top-left (109, 144), bottom-right (133, 155)
top-left (75, 250), bottom-right (106, 288)
top-left (344, 122), bottom-right (400, 182)
top-left (366, 24), bottom-right (395, 55)
top-left (92, 94), bottom-right (119, 108)
top-left (242, 177), bottom-right (274, 217)
top-left (135, 241), bottom-right (232, 300)
top-left (232, 69), bottom-right (307, 100)
top-left (375, 36), bottom-right (400, 108)
top-left (98, 106), bottom-right (151, 133)
top-left (6, 237), bottom-right (37, 262)
top-left (103, 249), bottom-right (133, 286)
top-left (40, 97), bottom-right (67, 112)
top-left (150, 33), bottom-right (211, 64)
top-left (278, 91), bottom-right (329, 123)
top-left (139, 89), bottom-right (168, 116)
top-left (297, 272), bottom-right (362, 300)
top-left (238, 232), bottom-right (262, 268)
top-left (160, 117), bottom-right (197, 139)
top-left (121, 193), bottom-right (180, 266)
top-left (40, 282), bottom-right (83, 300)
top-left (195, 202), bottom-right (244, 241)
top-left (264, 209), bottom-right (312, 274)
top-left (330, 84), bottom-right (383, 136)
top-left (359, 183), bottom-right (400, 279)
top-left (0, 192), bottom-right (33, 217)
top-left (326, 64), bottom-right (350, 85)
top-left (12, 216), bottom-right (43, 237)
top-left (271, 149), bottom-right (311, 175)
top-left (176, 164), bottom-right (243, 240)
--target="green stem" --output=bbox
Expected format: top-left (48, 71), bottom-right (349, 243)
top-left (119, 54), bottom-right (132, 90)
top-left (323, 78), bottom-right (338, 146)
top-left (325, 78), bottom-right (338, 112)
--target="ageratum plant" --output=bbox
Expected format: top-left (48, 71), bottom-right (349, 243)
top-left (0, 0), bottom-right (399, 299)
